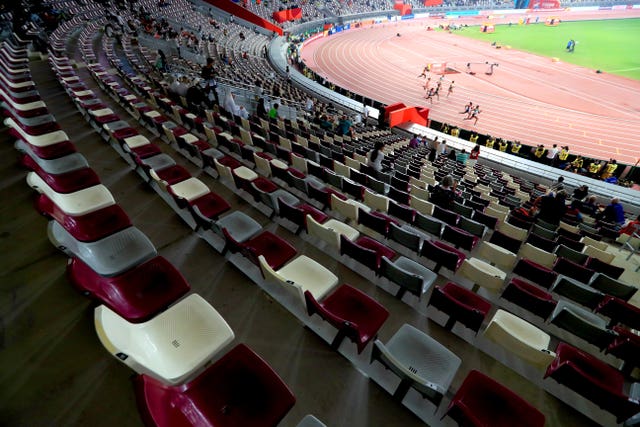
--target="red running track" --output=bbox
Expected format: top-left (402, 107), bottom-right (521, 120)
top-left (301, 11), bottom-right (640, 165)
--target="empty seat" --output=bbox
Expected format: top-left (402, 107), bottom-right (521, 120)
top-left (458, 215), bottom-right (486, 238)
top-left (518, 243), bottom-right (557, 269)
top-left (340, 235), bottom-right (396, 273)
top-left (483, 309), bottom-right (556, 369)
top-left (414, 212), bottom-right (443, 237)
top-left (457, 258), bottom-right (506, 293)
top-left (513, 259), bottom-right (558, 289)
top-left (606, 326), bottom-right (640, 375)
top-left (379, 255), bottom-right (436, 300)
top-left (555, 234), bottom-right (585, 252)
top-left (489, 230), bottom-right (522, 253)
top-left (589, 273), bottom-right (637, 301)
top-left (584, 256), bottom-right (625, 281)
top-left (476, 241), bottom-right (517, 271)
top-left (502, 278), bottom-right (557, 319)
top-left (36, 196), bottom-right (131, 242)
top-left (258, 254), bottom-right (339, 304)
top-left (555, 244), bottom-right (589, 265)
top-left (582, 244), bottom-right (615, 264)
top-left (472, 209), bottom-right (499, 229)
top-left (428, 282), bottom-right (492, 333)
top-left (444, 370), bottom-right (545, 427)
top-left (48, 222), bottom-right (157, 277)
top-left (420, 240), bottom-right (466, 273)
top-left (595, 296), bottom-right (640, 330)
top-left (549, 301), bottom-right (616, 350)
top-left (432, 205), bottom-right (459, 226)
top-left (497, 220), bottom-right (528, 241)
top-left (222, 229), bottom-right (297, 271)
top-left (67, 255), bottom-right (190, 323)
top-left (526, 232), bottom-right (556, 253)
top-left (442, 225), bottom-right (479, 251)
top-left (544, 343), bottom-right (640, 423)
top-left (550, 275), bottom-right (605, 310)
top-left (553, 257), bottom-right (595, 284)
top-left (95, 294), bottom-right (235, 384)
top-left (304, 284), bottom-right (389, 354)
top-left (277, 197), bottom-right (328, 235)
top-left (27, 172), bottom-right (115, 216)
top-left (387, 222), bottom-right (422, 253)
top-left (134, 344), bottom-right (295, 427)
top-left (371, 324), bottom-right (461, 406)
top-left (306, 215), bottom-right (359, 249)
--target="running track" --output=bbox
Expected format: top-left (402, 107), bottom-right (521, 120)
top-left (301, 10), bottom-right (640, 165)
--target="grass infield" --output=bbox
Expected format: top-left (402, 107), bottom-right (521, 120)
top-left (454, 18), bottom-right (640, 80)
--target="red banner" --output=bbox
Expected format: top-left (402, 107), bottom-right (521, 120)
top-left (424, 0), bottom-right (443, 6)
top-left (393, 3), bottom-right (412, 15)
top-left (272, 7), bottom-right (302, 23)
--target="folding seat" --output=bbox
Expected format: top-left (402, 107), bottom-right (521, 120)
top-left (410, 185), bottom-right (430, 201)
top-left (472, 209), bottom-right (498, 229)
top-left (554, 244), bottom-right (589, 264)
top-left (211, 211), bottom-right (262, 245)
top-left (304, 284), bottom-right (389, 354)
top-left (596, 295), bottom-right (640, 331)
top-left (259, 254), bottom-right (339, 304)
top-left (420, 239), bottom-right (466, 273)
top-left (490, 229), bottom-right (522, 253)
top-left (451, 201), bottom-right (474, 219)
top-left (584, 257), bottom-right (625, 281)
top-left (414, 212), bottom-right (443, 237)
top-left (134, 343), bottom-right (295, 427)
top-left (324, 169), bottom-right (344, 190)
top-left (457, 216), bottom-right (486, 239)
top-left (524, 231), bottom-right (555, 253)
top-left (483, 309), bottom-right (556, 369)
top-left (388, 222), bottom-right (423, 254)
top-left (605, 326), bottom-right (640, 375)
top-left (554, 234), bottom-right (585, 253)
top-left (277, 197), bottom-right (328, 235)
top-left (513, 258), bottom-right (558, 289)
top-left (363, 188), bottom-right (389, 212)
top-left (518, 242), bottom-right (557, 269)
top-left (222, 228), bottom-right (297, 271)
top-left (165, 177), bottom-right (211, 208)
top-left (559, 220), bottom-right (581, 235)
top-left (442, 225), bottom-right (479, 252)
top-left (549, 301), bottom-right (616, 350)
top-left (148, 164), bottom-right (191, 188)
top-left (387, 200), bottom-right (416, 224)
top-left (342, 178), bottom-right (365, 201)
top-left (306, 215), bottom-right (359, 249)
top-left (589, 273), bottom-right (636, 301)
top-left (553, 257), bottom-right (595, 284)
top-left (536, 218), bottom-right (558, 232)
top-left (20, 151), bottom-right (100, 193)
top-left (68, 254), bottom-right (189, 323)
top-left (95, 293), bottom-right (234, 385)
top-left (388, 186), bottom-right (410, 205)
top-left (444, 370), bottom-right (545, 427)
top-left (582, 244), bottom-right (615, 264)
top-left (368, 176), bottom-right (389, 195)
top-left (371, 324), bottom-right (461, 406)
top-left (476, 241), bottom-right (517, 271)
top-left (379, 255), bottom-right (436, 300)
top-left (307, 182), bottom-right (339, 210)
top-left (432, 205), bottom-right (459, 226)
top-left (501, 278), bottom-right (557, 319)
top-left (340, 235), bottom-right (396, 273)
top-left (550, 275), bottom-right (605, 310)
top-left (27, 172), bottom-right (115, 216)
top-left (331, 193), bottom-right (368, 223)
top-left (48, 218), bottom-right (157, 274)
top-left (457, 258), bottom-right (506, 293)
top-left (507, 213), bottom-right (533, 231)
top-left (497, 220), bottom-right (528, 242)
top-left (544, 343), bottom-right (640, 423)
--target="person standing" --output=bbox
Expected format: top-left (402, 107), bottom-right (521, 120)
top-left (545, 144), bottom-right (559, 165)
top-left (368, 141), bottom-right (385, 172)
top-left (469, 144), bottom-right (480, 167)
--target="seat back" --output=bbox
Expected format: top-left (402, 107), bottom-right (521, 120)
top-left (490, 230), bottom-right (522, 253)
top-left (518, 243), bottom-right (557, 268)
top-left (388, 223), bottom-right (422, 253)
top-left (458, 216), bottom-right (486, 238)
top-left (590, 273), bottom-right (636, 301)
top-left (306, 215), bottom-right (340, 248)
top-left (331, 193), bottom-right (359, 222)
top-left (380, 256), bottom-right (423, 294)
top-left (415, 212), bottom-right (443, 237)
top-left (363, 188), bottom-right (389, 212)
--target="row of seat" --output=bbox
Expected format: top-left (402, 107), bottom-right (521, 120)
top-left (5, 17), bottom-right (302, 426)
